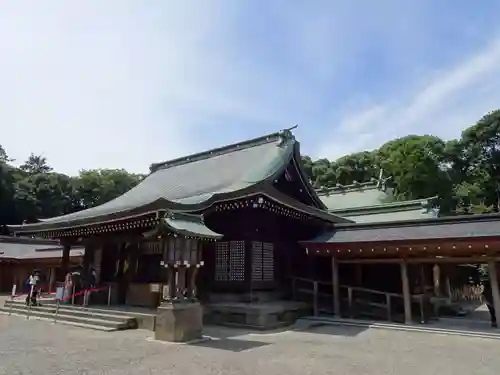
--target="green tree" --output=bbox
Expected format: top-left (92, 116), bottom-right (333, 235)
top-left (0, 145), bottom-right (12, 163)
top-left (375, 135), bottom-right (451, 202)
top-left (332, 151), bottom-right (378, 186)
top-left (456, 110), bottom-right (500, 213)
top-left (75, 169), bottom-right (144, 209)
top-left (20, 153), bottom-right (53, 174)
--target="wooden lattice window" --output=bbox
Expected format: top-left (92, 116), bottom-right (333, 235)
top-left (251, 241), bottom-right (274, 282)
top-left (215, 241), bottom-right (245, 282)
top-left (215, 242), bottom-right (229, 281)
top-left (229, 241), bottom-right (245, 281)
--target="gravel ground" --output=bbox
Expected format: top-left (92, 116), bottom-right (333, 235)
top-left (1, 314), bottom-right (500, 375)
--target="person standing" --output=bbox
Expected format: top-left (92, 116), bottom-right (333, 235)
top-left (482, 278), bottom-right (498, 328)
top-left (27, 271), bottom-right (40, 306)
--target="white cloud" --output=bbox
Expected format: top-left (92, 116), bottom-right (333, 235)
top-left (0, 1), bottom-right (239, 175)
top-left (3, 1), bottom-right (500, 175)
top-left (316, 36), bottom-right (500, 160)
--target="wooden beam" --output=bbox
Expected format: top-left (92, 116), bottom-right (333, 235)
top-left (400, 261), bottom-right (412, 324)
top-left (488, 261), bottom-right (500, 328)
top-left (337, 256), bottom-right (500, 264)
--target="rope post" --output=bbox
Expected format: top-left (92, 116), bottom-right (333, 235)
top-left (8, 284), bottom-right (16, 316)
top-left (26, 285), bottom-right (34, 320)
top-left (71, 284), bottom-right (76, 305)
top-left (313, 281), bottom-right (319, 316)
top-left (107, 285), bottom-right (112, 306)
top-left (54, 298), bottom-right (60, 323)
top-left (82, 290), bottom-right (87, 310)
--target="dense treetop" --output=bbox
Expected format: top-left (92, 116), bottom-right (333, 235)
top-left (1, 109), bottom-right (499, 231)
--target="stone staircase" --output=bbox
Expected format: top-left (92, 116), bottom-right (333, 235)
top-left (0, 300), bottom-right (138, 331)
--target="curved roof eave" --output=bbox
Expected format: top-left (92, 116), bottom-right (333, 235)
top-left (8, 155), bottom-right (297, 235)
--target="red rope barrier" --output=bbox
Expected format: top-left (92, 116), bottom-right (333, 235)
top-left (59, 286), bottom-right (107, 303)
top-left (11, 285), bottom-right (108, 301)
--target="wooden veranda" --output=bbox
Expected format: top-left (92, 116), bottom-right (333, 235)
top-left (301, 231), bottom-right (500, 328)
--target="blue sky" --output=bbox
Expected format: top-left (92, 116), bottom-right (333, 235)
top-left (2, 1), bottom-right (500, 175)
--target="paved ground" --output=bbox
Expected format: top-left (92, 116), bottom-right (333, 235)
top-left (1, 315), bottom-right (500, 375)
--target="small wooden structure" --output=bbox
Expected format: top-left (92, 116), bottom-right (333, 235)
top-left (301, 214), bottom-right (500, 326)
top-left (0, 236), bottom-right (83, 293)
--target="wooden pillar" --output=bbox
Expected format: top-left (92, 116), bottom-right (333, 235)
top-left (400, 261), bottom-right (412, 324)
top-left (331, 256), bottom-right (341, 316)
top-left (189, 267), bottom-right (199, 299)
top-left (61, 245), bottom-right (71, 279)
top-left (93, 247), bottom-right (102, 284)
top-left (488, 261), bottom-right (500, 328)
top-left (166, 268), bottom-right (175, 300)
top-left (82, 244), bottom-right (93, 275)
top-left (177, 267), bottom-right (187, 298)
top-left (433, 264), bottom-right (440, 296)
top-left (49, 267), bottom-right (56, 292)
top-left (355, 264), bottom-right (363, 286)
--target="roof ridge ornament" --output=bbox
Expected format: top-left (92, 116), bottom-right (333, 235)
top-left (277, 124), bottom-right (298, 146)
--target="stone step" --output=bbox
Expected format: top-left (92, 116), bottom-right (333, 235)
top-left (0, 306), bottom-right (136, 331)
top-left (6, 300), bottom-right (153, 316)
top-left (0, 311), bottom-right (117, 331)
top-left (4, 301), bottom-right (136, 321)
top-left (5, 300), bottom-right (151, 330)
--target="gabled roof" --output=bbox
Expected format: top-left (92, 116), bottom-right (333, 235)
top-left (9, 129), bottom-right (343, 234)
top-left (303, 213), bottom-right (500, 244)
top-left (316, 178), bottom-right (392, 211)
top-left (315, 173), bottom-right (440, 224)
top-left (335, 197), bottom-right (439, 223)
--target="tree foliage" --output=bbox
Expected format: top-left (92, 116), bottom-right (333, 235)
top-left (304, 109), bottom-right (500, 215)
top-left (0, 149), bottom-right (144, 226)
top-left (0, 109), bottom-right (499, 228)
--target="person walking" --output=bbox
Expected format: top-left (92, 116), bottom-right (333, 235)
top-left (482, 278), bottom-right (498, 328)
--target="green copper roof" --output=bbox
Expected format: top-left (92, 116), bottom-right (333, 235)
top-left (304, 213), bottom-right (500, 244)
top-left (163, 213), bottom-right (223, 239)
top-left (333, 197), bottom-right (439, 223)
top-left (9, 129), bottom-right (343, 234)
top-left (316, 179), bottom-right (392, 210)
top-left (343, 207), bottom-right (438, 223)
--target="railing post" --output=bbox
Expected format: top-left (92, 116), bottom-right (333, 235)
top-left (107, 285), bottom-right (112, 306)
top-left (82, 290), bottom-right (87, 309)
top-left (419, 295), bottom-right (425, 324)
top-left (26, 284), bottom-right (34, 320)
top-left (348, 287), bottom-right (353, 318)
top-left (386, 294), bottom-right (392, 322)
top-left (313, 281), bottom-right (319, 316)
top-left (8, 284), bottom-right (16, 316)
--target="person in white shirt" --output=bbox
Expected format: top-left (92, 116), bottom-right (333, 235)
top-left (26, 271), bottom-right (40, 306)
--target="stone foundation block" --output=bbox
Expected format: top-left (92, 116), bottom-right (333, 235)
top-left (155, 302), bottom-right (203, 342)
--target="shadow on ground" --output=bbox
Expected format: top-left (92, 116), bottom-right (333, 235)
top-left (191, 338), bottom-right (270, 352)
top-left (202, 319), bottom-right (369, 341)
